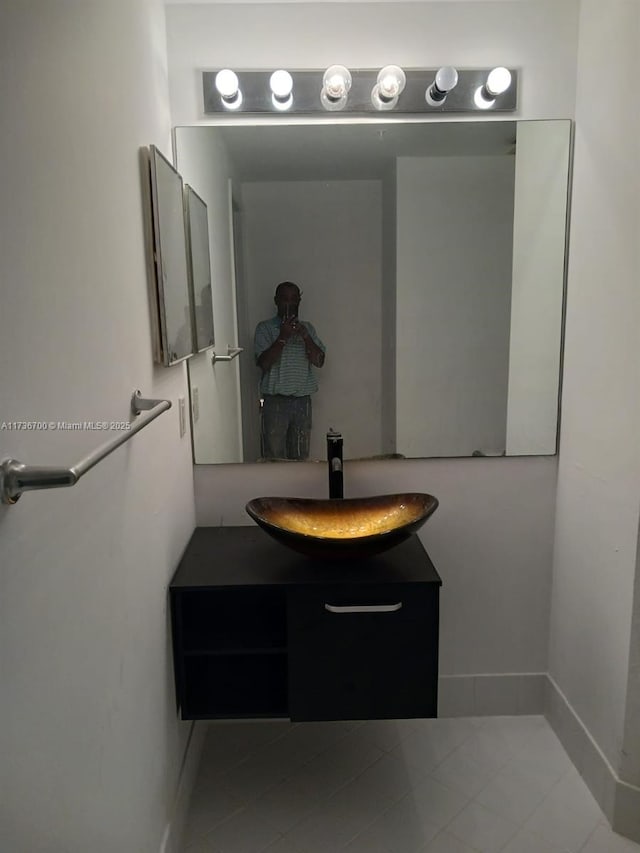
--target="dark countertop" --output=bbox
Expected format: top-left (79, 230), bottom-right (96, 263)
top-left (170, 526), bottom-right (442, 589)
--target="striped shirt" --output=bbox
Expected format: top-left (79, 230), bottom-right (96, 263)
top-left (255, 316), bottom-right (326, 397)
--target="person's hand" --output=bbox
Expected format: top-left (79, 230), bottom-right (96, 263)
top-left (279, 317), bottom-right (302, 340)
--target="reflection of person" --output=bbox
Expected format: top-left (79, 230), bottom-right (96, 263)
top-left (254, 281), bottom-right (326, 460)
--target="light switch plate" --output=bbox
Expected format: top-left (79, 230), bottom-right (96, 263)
top-left (178, 397), bottom-right (186, 438)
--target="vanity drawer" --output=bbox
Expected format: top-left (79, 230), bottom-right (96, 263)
top-left (287, 584), bottom-right (439, 722)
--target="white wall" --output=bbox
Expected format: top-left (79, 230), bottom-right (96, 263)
top-left (241, 179), bottom-right (383, 461)
top-left (549, 0), bottom-right (640, 778)
top-left (0, 3), bottom-right (196, 851)
top-left (166, 1), bottom-right (579, 126)
top-left (396, 155), bottom-right (514, 457)
top-left (166, 0), bottom-right (579, 679)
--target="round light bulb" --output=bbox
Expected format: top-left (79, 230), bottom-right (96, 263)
top-left (426, 65), bottom-right (459, 106)
top-left (377, 65), bottom-right (406, 101)
top-left (486, 67), bottom-right (512, 96)
top-left (270, 69), bottom-right (293, 99)
top-left (435, 66), bottom-right (459, 92)
top-left (215, 69), bottom-right (238, 98)
top-left (322, 65), bottom-right (352, 100)
top-left (214, 69), bottom-right (242, 109)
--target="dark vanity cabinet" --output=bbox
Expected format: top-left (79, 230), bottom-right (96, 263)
top-left (169, 527), bottom-right (441, 722)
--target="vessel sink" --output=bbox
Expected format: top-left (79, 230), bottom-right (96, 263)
top-left (245, 493), bottom-right (438, 559)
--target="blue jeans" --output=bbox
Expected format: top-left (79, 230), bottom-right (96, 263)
top-left (261, 395), bottom-right (312, 460)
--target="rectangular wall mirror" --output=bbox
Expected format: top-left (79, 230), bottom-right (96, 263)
top-left (148, 144), bottom-right (194, 366)
top-left (175, 119), bottom-right (572, 463)
top-left (184, 185), bottom-right (215, 353)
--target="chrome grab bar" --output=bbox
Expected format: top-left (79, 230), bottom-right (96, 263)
top-left (0, 390), bottom-right (171, 505)
top-left (324, 603), bottom-right (403, 614)
top-left (211, 346), bottom-right (243, 366)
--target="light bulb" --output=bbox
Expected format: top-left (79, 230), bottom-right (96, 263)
top-left (321, 65), bottom-right (352, 111)
top-left (486, 67), bottom-right (512, 96)
top-left (474, 67), bottom-right (512, 109)
top-left (371, 65), bottom-right (406, 110)
top-left (270, 69), bottom-right (293, 110)
top-left (425, 66), bottom-right (459, 106)
top-left (214, 69), bottom-right (242, 109)
top-left (377, 65), bottom-right (406, 101)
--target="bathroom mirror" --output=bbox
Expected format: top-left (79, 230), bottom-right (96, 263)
top-left (184, 185), bottom-right (215, 353)
top-left (175, 120), bottom-right (572, 463)
top-left (148, 145), bottom-right (194, 366)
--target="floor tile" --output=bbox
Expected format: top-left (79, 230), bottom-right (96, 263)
top-left (421, 830), bottom-right (478, 852)
top-left (249, 774), bottom-right (322, 835)
top-left (500, 828), bottom-right (569, 852)
top-left (317, 727), bottom-right (385, 779)
top-left (358, 718), bottom-right (420, 752)
top-left (404, 776), bottom-right (469, 828)
top-left (184, 840), bottom-right (222, 853)
top-left (392, 723), bottom-right (473, 775)
top-left (498, 753), bottom-right (567, 800)
top-left (430, 747), bottom-right (499, 798)
top-left (341, 825), bottom-right (395, 853)
top-left (446, 800), bottom-right (520, 853)
top-left (344, 752), bottom-right (429, 810)
top-left (550, 768), bottom-right (602, 823)
top-left (352, 794), bottom-right (441, 853)
top-left (204, 804), bottom-right (281, 853)
top-left (522, 792), bottom-right (600, 851)
top-left (261, 836), bottom-right (304, 853)
top-left (281, 798), bottom-right (373, 852)
top-left (580, 822), bottom-right (640, 853)
top-left (183, 785), bottom-right (244, 844)
top-left (474, 765), bottom-right (547, 824)
top-left (179, 715), bottom-right (640, 853)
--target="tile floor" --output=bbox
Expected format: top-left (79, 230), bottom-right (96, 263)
top-left (182, 716), bottom-right (640, 853)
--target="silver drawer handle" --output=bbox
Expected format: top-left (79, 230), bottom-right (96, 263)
top-left (324, 603), bottom-right (403, 614)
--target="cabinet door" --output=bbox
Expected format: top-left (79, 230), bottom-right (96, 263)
top-left (288, 584), bottom-right (438, 722)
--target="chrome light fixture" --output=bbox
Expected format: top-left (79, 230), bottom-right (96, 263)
top-left (425, 66), bottom-right (459, 106)
top-left (474, 66), bottom-right (513, 109)
top-left (203, 67), bottom-right (517, 114)
top-left (270, 69), bottom-right (294, 110)
top-left (371, 65), bottom-right (406, 110)
top-left (214, 69), bottom-right (242, 110)
top-left (321, 65), bottom-right (352, 111)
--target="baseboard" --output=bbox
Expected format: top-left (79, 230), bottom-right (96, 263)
top-left (438, 673), bottom-right (547, 717)
top-left (159, 721), bottom-right (207, 853)
top-left (545, 674), bottom-right (640, 845)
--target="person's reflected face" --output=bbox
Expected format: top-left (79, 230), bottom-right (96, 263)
top-left (275, 284), bottom-right (301, 319)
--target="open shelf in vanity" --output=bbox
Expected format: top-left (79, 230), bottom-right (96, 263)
top-left (169, 526), bottom-right (442, 721)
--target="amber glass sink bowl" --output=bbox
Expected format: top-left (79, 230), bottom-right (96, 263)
top-left (245, 493), bottom-right (439, 559)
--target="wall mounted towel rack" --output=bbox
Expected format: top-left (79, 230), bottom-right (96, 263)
top-left (0, 390), bottom-right (171, 505)
top-left (211, 345), bottom-right (243, 366)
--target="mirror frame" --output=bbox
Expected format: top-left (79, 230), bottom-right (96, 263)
top-left (148, 144), bottom-right (194, 366)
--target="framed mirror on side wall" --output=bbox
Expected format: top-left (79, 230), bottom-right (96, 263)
top-left (184, 185), bottom-right (215, 353)
top-left (174, 119), bottom-right (572, 464)
top-left (147, 145), bottom-right (194, 366)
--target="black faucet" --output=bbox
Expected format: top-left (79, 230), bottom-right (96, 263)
top-left (326, 429), bottom-right (344, 499)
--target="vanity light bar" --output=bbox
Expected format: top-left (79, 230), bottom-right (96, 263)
top-left (203, 68), bottom-right (517, 115)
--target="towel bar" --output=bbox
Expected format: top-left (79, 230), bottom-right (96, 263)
top-left (211, 346), bottom-right (243, 366)
top-left (0, 390), bottom-right (171, 505)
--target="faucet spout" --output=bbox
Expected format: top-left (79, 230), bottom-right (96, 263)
top-left (326, 429), bottom-right (344, 499)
